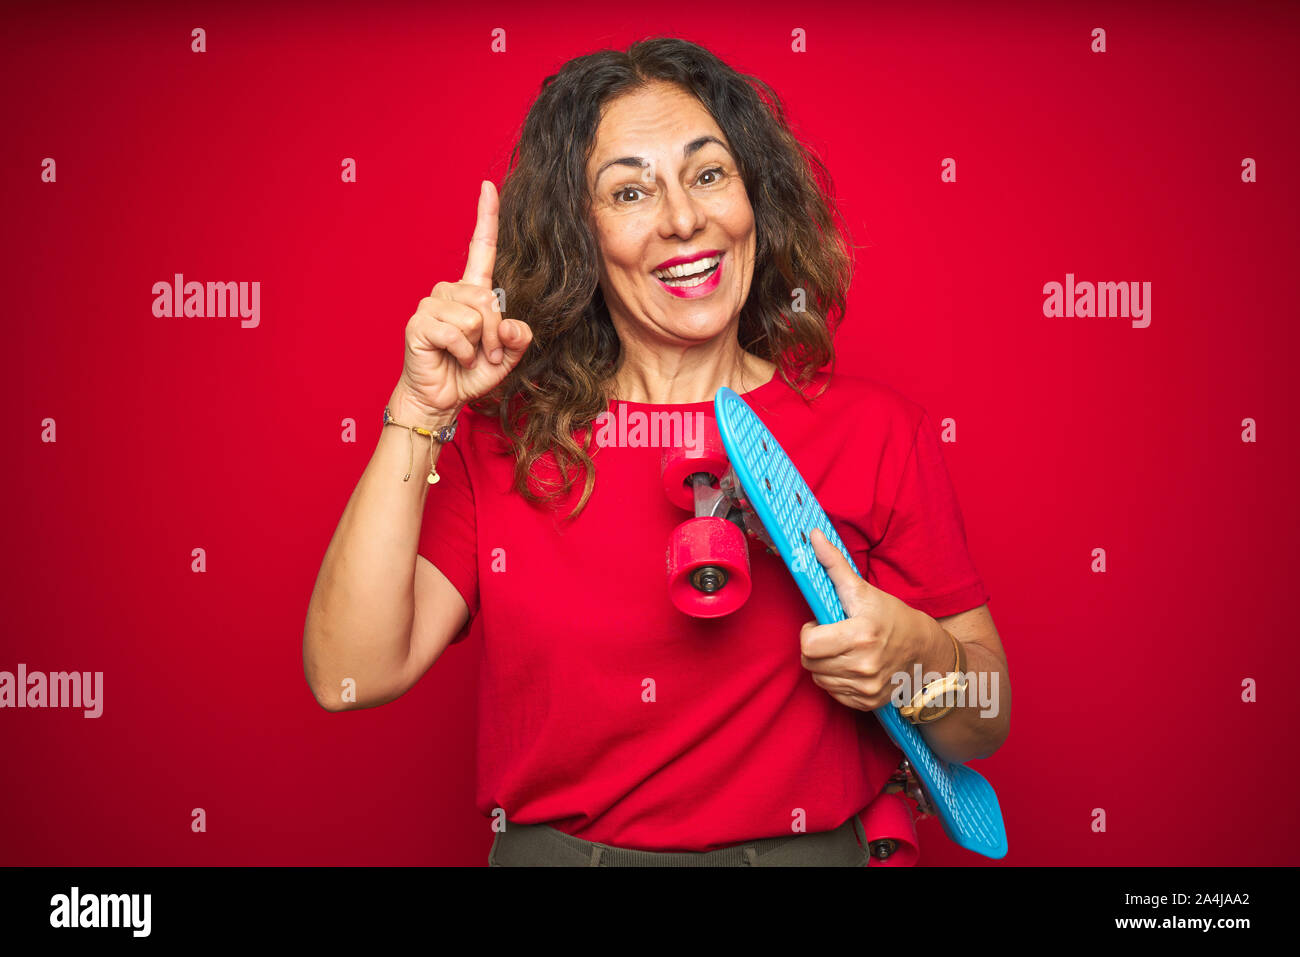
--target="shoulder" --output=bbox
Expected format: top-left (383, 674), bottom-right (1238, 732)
top-left (802, 370), bottom-right (926, 440)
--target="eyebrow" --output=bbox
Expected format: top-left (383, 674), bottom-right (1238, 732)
top-left (593, 135), bottom-right (731, 186)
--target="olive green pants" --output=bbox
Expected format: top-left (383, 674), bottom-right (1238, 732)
top-left (489, 815), bottom-right (873, 866)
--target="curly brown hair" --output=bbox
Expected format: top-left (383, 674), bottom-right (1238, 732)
top-left (472, 36), bottom-right (854, 520)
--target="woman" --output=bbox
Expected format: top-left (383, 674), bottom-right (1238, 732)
top-left (303, 37), bottom-right (1010, 866)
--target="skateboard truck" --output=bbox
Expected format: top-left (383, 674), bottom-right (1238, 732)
top-left (680, 466), bottom-right (777, 552)
top-left (883, 758), bottom-right (937, 819)
top-left (718, 468), bottom-right (778, 554)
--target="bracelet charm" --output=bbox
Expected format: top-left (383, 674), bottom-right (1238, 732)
top-left (383, 405), bottom-right (458, 484)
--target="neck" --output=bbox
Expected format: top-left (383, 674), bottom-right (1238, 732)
top-left (609, 344), bottom-right (776, 404)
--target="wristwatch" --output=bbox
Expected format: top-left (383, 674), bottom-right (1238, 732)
top-left (899, 629), bottom-right (968, 725)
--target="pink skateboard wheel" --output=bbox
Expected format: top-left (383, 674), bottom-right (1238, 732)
top-left (860, 791), bottom-right (919, 867)
top-left (660, 416), bottom-right (729, 512)
top-left (666, 516), bottom-right (752, 618)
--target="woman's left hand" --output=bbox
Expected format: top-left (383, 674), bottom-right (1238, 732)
top-left (798, 528), bottom-right (932, 712)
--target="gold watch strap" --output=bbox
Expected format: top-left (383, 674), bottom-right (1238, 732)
top-left (899, 628), bottom-right (967, 725)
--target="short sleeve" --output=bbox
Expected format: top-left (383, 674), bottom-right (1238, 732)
top-left (416, 438), bottom-right (479, 643)
top-left (865, 412), bottom-right (990, 619)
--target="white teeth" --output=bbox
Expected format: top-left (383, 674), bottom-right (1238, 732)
top-left (653, 254), bottom-right (720, 282)
top-left (658, 270), bottom-right (715, 288)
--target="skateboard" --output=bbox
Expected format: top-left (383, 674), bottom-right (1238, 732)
top-left (660, 387), bottom-right (1008, 860)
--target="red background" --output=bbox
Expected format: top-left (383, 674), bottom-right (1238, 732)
top-left (3, 0), bottom-right (1297, 866)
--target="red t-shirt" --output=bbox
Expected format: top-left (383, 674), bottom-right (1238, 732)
top-left (417, 369), bottom-right (990, 853)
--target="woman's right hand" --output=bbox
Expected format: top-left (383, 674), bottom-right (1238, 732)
top-left (395, 180), bottom-right (533, 422)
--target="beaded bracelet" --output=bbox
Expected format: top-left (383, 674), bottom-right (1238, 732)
top-left (382, 406), bottom-right (458, 484)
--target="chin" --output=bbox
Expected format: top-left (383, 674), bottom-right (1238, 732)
top-left (664, 312), bottom-right (736, 340)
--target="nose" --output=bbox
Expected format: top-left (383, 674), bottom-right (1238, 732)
top-left (657, 179), bottom-right (706, 240)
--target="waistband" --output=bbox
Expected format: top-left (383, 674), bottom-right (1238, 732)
top-left (490, 790), bottom-right (920, 867)
top-left (490, 815), bottom-right (875, 867)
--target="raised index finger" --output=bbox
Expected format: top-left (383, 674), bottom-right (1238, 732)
top-left (461, 180), bottom-right (499, 288)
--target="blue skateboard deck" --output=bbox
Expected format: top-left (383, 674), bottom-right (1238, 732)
top-left (714, 387), bottom-right (1008, 860)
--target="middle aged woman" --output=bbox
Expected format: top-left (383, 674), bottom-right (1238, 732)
top-left (303, 36), bottom-right (1010, 867)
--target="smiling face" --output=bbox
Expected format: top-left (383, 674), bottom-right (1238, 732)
top-left (585, 81), bottom-right (756, 353)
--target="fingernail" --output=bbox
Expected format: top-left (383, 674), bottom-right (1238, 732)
top-left (489, 348), bottom-right (503, 363)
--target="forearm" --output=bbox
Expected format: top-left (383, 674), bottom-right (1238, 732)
top-left (302, 387), bottom-right (459, 709)
top-left (903, 608), bottom-right (1010, 765)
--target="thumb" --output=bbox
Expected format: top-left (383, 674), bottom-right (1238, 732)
top-left (808, 527), bottom-right (869, 617)
top-left (497, 317), bottom-right (533, 365)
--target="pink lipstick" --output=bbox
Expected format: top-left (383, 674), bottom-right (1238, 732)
top-left (652, 251), bottom-right (724, 300)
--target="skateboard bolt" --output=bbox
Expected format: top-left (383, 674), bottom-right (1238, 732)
top-left (690, 566), bottom-right (728, 593)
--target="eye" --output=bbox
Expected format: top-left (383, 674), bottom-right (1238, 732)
top-left (612, 167), bottom-right (725, 205)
